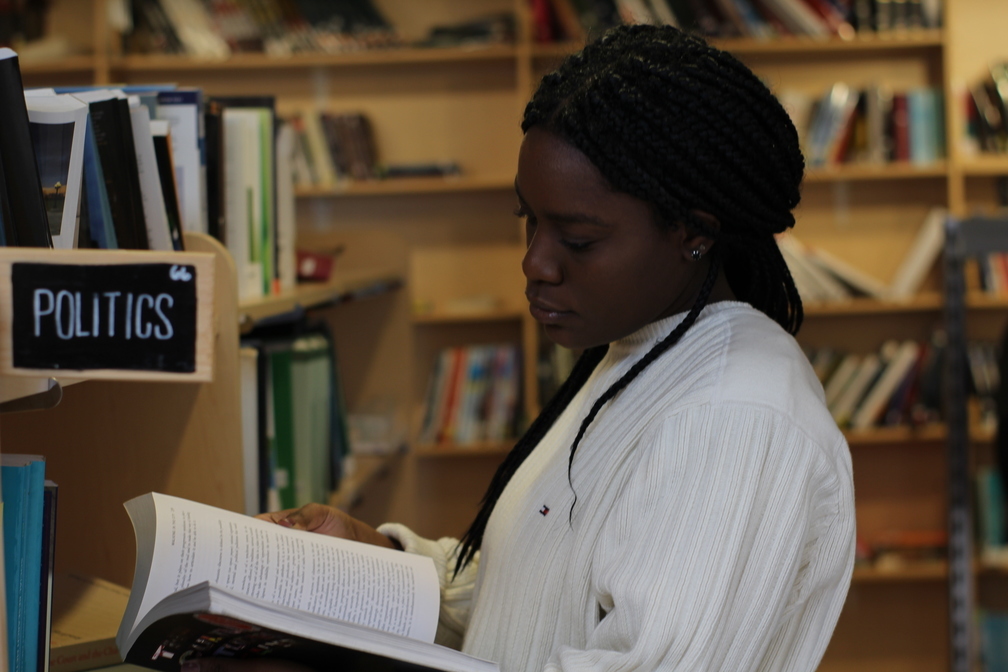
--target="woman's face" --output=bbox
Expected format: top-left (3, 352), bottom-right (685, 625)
top-left (517, 128), bottom-right (709, 350)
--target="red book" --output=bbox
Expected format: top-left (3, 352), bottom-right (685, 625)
top-left (891, 92), bottom-right (910, 162)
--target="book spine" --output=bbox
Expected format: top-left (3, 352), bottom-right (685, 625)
top-left (0, 52), bottom-right (52, 247)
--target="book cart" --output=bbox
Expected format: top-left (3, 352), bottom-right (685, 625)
top-left (9, 0), bottom-right (1008, 669)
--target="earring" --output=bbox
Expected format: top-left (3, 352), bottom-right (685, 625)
top-left (691, 244), bottom-right (706, 261)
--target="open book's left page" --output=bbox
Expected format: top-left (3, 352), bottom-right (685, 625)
top-left (118, 493), bottom-right (440, 652)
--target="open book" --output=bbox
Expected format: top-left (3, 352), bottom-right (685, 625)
top-left (117, 493), bottom-right (498, 672)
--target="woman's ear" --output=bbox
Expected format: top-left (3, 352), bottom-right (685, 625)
top-left (681, 210), bottom-right (720, 262)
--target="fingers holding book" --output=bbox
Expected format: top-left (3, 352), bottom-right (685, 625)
top-left (256, 503), bottom-right (401, 550)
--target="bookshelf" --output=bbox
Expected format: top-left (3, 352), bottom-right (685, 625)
top-left (8, 0), bottom-right (1008, 669)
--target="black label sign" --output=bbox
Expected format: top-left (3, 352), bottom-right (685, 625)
top-left (11, 262), bottom-right (198, 373)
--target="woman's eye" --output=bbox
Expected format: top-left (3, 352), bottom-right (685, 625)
top-left (562, 240), bottom-right (592, 252)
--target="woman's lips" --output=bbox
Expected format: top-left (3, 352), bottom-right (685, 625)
top-left (528, 300), bottom-right (572, 323)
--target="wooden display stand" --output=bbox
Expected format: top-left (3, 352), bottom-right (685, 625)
top-left (0, 233), bottom-right (240, 588)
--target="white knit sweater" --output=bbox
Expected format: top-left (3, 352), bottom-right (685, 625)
top-left (381, 302), bottom-right (855, 672)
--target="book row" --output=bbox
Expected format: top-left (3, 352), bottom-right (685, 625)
top-left (419, 344), bottom-right (522, 447)
top-left (807, 337), bottom-right (944, 431)
top-left (286, 110), bottom-right (462, 190)
top-left (1, 47), bottom-right (302, 302)
top-left (781, 83), bottom-right (945, 169)
top-left (533, 0), bottom-right (942, 43)
top-left (128, 0), bottom-right (399, 58)
top-left (778, 207), bottom-right (945, 304)
top-left (239, 326), bottom-right (350, 515)
top-left (964, 61), bottom-right (1008, 156)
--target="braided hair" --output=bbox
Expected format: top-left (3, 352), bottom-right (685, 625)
top-left (454, 24), bottom-right (805, 575)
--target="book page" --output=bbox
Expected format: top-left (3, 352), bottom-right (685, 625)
top-left (125, 493), bottom-right (439, 643)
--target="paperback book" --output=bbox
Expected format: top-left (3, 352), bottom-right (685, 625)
top-left (117, 493), bottom-right (498, 672)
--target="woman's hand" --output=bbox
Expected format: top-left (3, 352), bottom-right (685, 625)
top-left (255, 503), bottom-right (400, 550)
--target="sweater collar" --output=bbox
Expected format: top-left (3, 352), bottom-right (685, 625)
top-left (608, 300), bottom-right (750, 357)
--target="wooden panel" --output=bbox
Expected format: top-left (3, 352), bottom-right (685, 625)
top-left (410, 244), bottom-right (526, 316)
top-left (0, 233), bottom-right (242, 588)
top-left (850, 442), bottom-right (946, 541)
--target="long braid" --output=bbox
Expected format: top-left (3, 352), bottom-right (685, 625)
top-left (455, 24), bottom-right (805, 574)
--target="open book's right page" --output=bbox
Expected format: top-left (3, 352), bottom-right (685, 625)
top-left (118, 493), bottom-right (440, 650)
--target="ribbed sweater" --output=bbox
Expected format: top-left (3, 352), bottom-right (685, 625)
top-left (381, 301), bottom-right (856, 672)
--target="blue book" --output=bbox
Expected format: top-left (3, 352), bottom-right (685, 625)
top-left (80, 113), bottom-right (118, 249)
top-left (2, 454), bottom-right (45, 672)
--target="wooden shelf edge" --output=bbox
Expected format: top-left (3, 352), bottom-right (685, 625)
top-left (852, 561), bottom-right (947, 583)
top-left (804, 161), bottom-right (947, 182)
top-left (295, 175), bottom-right (514, 198)
top-left (413, 441), bottom-right (514, 458)
top-left (532, 31), bottom-right (943, 60)
top-left (959, 155), bottom-right (1008, 176)
top-left (803, 293), bottom-right (943, 316)
top-left (412, 309), bottom-right (525, 324)
top-left (113, 43), bottom-right (519, 72)
top-left (18, 54), bottom-right (98, 74)
top-left (238, 270), bottom-right (403, 332)
top-left (842, 423), bottom-right (994, 445)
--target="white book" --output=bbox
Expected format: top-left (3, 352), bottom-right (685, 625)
top-left (223, 108), bottom-right (265, 301)
top-left (24, 93), bottom-right (88, 249)
top-left (778, 235), bottom-right (851, 302)
top-left (804, 243), bottom-right (890, 299)
top-left (823, 353), bottom-right (862, 410)
top-left (276, 121), bottom-right (298, 292)
top-left (300, 111), bottom-right (338, 188)
top-left (155, 89), bottom-right (206, 234)
top-left (644, 0), bottom-right (679, 25)
top-left (849, 340), bottom-right (920, 429)
top-left (117, 493), bottom-right (498, 672)
top-left (830, 352), bottom-right (883, 426)
top-left (128, 98), bottom-right (174, 251)
top-left (759, 0), bottom-right (830, 35)
top-left (887, 207), bottom-right (947, 301)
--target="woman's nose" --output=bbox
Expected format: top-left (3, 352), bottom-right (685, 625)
top-left (522, 228), bottom-right (563, 285)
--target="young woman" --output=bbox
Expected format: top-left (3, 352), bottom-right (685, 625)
top-left (247, 23), bottom-right (855, 672)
